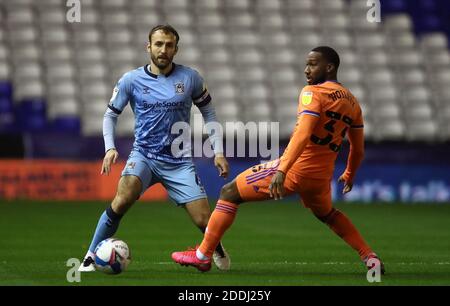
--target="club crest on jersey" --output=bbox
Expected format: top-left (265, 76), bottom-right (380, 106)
top-left (174, 82), bottom-right (185, 94)
top-left (302, 91), bottom-right (313, 106)
top-left (126, 162), bottom-right (136, 169)
top-left (143, 86), bottom-right (150, 94)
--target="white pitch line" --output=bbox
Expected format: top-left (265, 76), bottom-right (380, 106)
top-left (155, 261), bottom-right (450, 265)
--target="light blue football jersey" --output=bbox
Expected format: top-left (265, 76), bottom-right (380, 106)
top-left (108, 64), bottom-right (211, 163)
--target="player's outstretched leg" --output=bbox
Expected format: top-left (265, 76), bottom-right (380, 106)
top-left (78, 205), bottom-right (123, 272)
top-left (298, 177), bottom-right (385, 274)
top-left (184, 199), bottom-right (231, 270)
top-left (79, 176), bottom-right (141, 272)
top-left (172, 181), bottom-right (243, 272)
top-left (315, 208), bottom-right (385, 274)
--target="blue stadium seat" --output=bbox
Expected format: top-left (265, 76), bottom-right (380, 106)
top-left (417, 0), bottom-right (439, 11)
top-left (415, 15), bottom-right (444, 33)
top-left (52, 116), bottom-right (81, 134)
top-left (381, 0), bottom-right (407, 14)
top-left (0, 81), bottom-right (12, 98)
top-left (0, 97), bottom-right (12, 111)
top-left (0, 81), bottom-right (14, 130)
top-left (17, 98), bottom-right (47, 131)
top-left (0, 97), bottom-right (15, 131)
top-left (384, 0), bottom-right (450, 41)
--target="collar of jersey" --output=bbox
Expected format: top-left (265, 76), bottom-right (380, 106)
top-left (144, 63), bottom-right (177, 79)
top-left (316, 80), bottom-right (340, 85)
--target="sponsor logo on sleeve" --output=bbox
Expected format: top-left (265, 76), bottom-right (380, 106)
top-left (302, 91), bottom-right (313, 106)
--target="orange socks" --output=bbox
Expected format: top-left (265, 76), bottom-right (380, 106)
top-left (325, 209), bottom-right (373, 259)
top-left (198, 200), bottom-right (239, 258)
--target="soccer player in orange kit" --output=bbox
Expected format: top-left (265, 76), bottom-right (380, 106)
top-left (172, 46), bottom-right (385, 274)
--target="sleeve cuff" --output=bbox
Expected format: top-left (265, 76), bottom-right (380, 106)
top-left (277, 164), bottom-right (288, 174)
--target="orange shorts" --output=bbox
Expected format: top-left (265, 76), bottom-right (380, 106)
top-left (236, 159), bottom-right (332, 217)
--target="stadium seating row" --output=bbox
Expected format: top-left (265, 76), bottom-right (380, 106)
top-left (0, 0), bottom-right (449, 141)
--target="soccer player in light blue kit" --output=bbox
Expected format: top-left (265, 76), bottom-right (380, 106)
top-left (79, 25), bottom-right (231, 271)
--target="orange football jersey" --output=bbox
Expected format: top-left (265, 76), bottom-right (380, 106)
top-left (279, 81), bottom-right (364, 179)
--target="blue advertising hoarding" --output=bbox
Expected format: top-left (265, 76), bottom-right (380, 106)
top-left (194, 159), bottom-right (450, 203)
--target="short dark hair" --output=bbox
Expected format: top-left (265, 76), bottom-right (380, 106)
top-left (148, 24), bottom-right (180, 46)
top-left (311, 46), bottom-right (340, 70)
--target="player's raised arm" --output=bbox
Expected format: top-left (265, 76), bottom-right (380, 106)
top-left (101, 72), bottom-right (132, 175)
top-left (269, 111), bottom-right (319, 200)
top-left (278, 87), bottom-right (321, 174)
top-left (269, 87), bottom-right (320, 200)
top-left (338, 105), bottom-right (365, 194)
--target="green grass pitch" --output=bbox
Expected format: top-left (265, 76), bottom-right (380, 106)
top-left (1, 200), bottom-right (450, 286)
